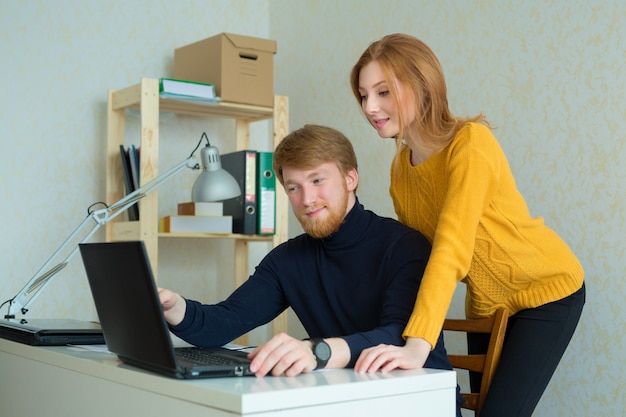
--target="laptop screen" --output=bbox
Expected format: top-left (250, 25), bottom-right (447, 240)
top-left (79, 241), bottom-right (179, 370)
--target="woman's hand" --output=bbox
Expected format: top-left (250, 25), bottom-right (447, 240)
top-left (354, 337), bottom-right (431, 373)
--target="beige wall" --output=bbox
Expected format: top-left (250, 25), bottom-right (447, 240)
top-left (270, 1), bottom-right (625, 416)
top-left (0, 1), bottom-right (623, 415)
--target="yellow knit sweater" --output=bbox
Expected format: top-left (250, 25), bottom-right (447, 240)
top-left (392, 123), bottom-right (584, 347)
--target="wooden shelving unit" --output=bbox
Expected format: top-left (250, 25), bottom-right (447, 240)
top-left (105, 78), bottom-right (289, 338)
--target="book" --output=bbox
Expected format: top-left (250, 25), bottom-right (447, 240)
top-left (256, 152), bottom-right (276, 235)
top-left (119, 145), bottom-right (139, 221)
top-left (220, 150), bottom-right (257, 235)
top-left (177, 201), bottom-right (224, 216)
top-left (159, 78), bottom-right (217, 99)
top-left (159, 215), bottom-right (232, 234)
top-left (128, 144), bottom-right (140, 190)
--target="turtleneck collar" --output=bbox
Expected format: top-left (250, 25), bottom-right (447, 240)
top-left (318, 197), bottom-right (370, 249)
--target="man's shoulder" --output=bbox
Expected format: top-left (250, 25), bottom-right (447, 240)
top-left (366, 209), bottom-right (429, 244)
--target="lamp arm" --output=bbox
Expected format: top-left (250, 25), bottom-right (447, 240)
top-left (4, 156), bottom-right (197, 319)
top-left (5, 213), bottom-right (102, 319)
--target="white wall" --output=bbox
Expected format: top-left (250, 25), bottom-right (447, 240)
top-left (0, 1), bottom-right (623, 416)
top-left (270, 1), bottom-right (625, 416)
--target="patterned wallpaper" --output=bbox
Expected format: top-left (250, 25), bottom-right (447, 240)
top-left (0, 1), bottom-right (623, 416)
top-left (0, 0), bottom-right (276, 345)
top-left (269, 1), bottom-right (625, 416)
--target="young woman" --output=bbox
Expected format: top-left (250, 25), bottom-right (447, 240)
top-left (350, 33), bottom-right (585, 417)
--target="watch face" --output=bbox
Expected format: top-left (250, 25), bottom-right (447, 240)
top-left (315, 340), bottom-right (331, 361)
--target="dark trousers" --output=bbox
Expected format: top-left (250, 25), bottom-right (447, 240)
top-left (468, 283), bottom-right (585, 417)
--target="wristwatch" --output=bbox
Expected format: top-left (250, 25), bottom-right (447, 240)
top-left (307, 338), bottom-right (331, 370)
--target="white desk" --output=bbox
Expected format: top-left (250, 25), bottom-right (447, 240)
top-left (0, 338), bottom-right (456, 416)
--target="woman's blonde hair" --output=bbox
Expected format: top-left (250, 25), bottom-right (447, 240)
top-left (350, 33), bottom-right (487, 148)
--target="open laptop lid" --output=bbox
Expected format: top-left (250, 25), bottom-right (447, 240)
top-left (0, 318), bottom-right (104, 346)
top-left (78, 240), bottom-right (182, 377)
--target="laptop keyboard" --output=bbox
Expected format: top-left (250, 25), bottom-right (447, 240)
top-left (176, 347), bottom-right (246, 365)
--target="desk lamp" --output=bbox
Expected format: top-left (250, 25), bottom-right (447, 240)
top-left (2, 135), bottom-right (240, 320)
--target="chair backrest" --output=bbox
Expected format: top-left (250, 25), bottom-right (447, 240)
top-left (443, 308), bottom-right (509, 416)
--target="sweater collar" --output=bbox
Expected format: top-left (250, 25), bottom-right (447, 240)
top-left (318, 197), bottom-right (369, 249)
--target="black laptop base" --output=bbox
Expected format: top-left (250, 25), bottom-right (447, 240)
top-left (121, 346), bottom-right (254, 379)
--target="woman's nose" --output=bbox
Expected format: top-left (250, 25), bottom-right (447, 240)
top-left (363, 96), bottom-right (379, 115)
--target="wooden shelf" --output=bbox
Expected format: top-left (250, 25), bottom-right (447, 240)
top-left (106, 78), bottom-right (289, 342)
top-left (110, 221), bottom-right (275, 241)
top-left (158, 233), bottom-right (274, 241)
top-left (110, 82), bottom-right (274, 121)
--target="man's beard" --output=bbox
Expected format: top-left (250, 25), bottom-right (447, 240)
top-left (296, 191), bottom-right (348, 239)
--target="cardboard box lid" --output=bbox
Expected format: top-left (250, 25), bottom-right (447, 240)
top-left (223, 33), bottom-right (277, 54)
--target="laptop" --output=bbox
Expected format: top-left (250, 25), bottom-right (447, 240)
top-left (78, 240), bottom-right (254, 379)
top-left (0, 318), bottom-right (104, 346)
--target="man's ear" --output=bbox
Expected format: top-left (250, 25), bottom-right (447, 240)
top-left (345, 168), bottom-right (359, 192)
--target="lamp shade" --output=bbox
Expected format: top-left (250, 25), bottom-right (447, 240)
top-left (191, 145), bottom-right (241, 202)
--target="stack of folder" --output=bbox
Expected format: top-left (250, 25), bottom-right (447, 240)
top-left (220, 150), bottom-right (276, 236)
top-left (158, 77), bottom-right (220, 104)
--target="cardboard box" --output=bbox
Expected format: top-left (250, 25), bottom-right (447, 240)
top-left (174, 33), bottom-right (277, 107)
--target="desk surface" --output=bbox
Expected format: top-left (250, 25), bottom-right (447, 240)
top-left (0, 337), bottom-right (456, 416)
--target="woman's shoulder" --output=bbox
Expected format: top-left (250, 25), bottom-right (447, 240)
top-left (456, 122), bottom-right (495, 140)
top-left (452, 122), bottom-right (502, 153)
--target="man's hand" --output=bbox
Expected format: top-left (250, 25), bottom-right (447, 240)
top-left (354, 337), bottom-right (431, 373)
top-left (247, 333), bottom-right (317, 377)
top-left (158, 287), bottom-right (186, 326)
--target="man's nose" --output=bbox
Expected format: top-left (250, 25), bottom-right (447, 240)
top-left (301, 186), bottom-right (317, 206)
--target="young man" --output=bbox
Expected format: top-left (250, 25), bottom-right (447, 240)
top-left (159, 124), bottom-right (454, 385)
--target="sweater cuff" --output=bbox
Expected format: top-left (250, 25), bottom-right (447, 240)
top-left (170, 298), bottom-right (195, 332)
top-left (402, 314), bottom-right (442, 350)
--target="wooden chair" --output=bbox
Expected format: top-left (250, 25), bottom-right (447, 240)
top-left (443, 308), bottom-right (509, 416)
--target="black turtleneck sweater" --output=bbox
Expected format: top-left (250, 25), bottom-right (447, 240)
top-left (171, 199), bottom-right (452, 371)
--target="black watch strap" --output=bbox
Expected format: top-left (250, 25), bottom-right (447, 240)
top-left (306, 338), bottom-right (331, 370)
